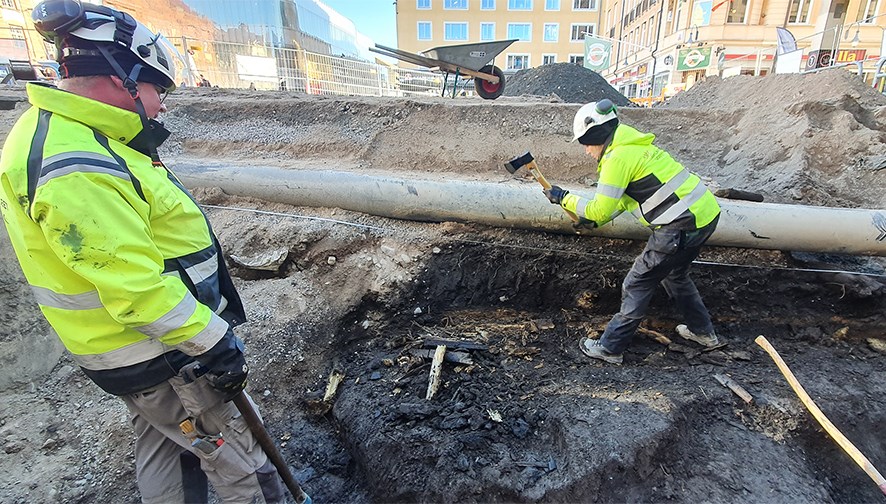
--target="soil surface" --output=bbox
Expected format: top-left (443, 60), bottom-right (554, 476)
top-left (1, 69), bottom-right (885, 503)
top-left (503, 63), bottom-right (633, 106)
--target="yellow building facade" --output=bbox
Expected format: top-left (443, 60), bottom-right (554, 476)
top-left (605, 0), bottom-right (885, 99)
top-left (396, 0), bottom-right (605, 70)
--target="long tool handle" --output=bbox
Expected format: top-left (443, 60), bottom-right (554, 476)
top-left (755, 336), bottom-right (886, 496)
top-left (233, 392), bottom-right (312, 504)
top-left (526, 161), bottom-right (580, 223)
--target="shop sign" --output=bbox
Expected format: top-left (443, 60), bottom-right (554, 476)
top-left (638, 63), bottom-right (648, 75)
top-left (835, 49), bottom-right (866, 62)
top-left (676, 47), bottom-right (711, 71)
top-left (805, 49), bottom-right (867, 71)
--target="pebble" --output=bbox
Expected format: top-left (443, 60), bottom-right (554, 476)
top-left (41, 438), bottom-right (57, 450)
top-left (413, 307), bottom-right (423, 315)
top-left (327, 256), bottom-right (336, 265)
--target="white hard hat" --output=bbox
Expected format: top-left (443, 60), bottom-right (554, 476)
top-left (33, 0), bottom-right (177, 92)
top-left (572, 99), bottom-right (618, 142)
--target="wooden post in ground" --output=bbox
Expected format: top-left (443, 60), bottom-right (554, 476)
top-left (426, 345), bottom-right (447, 400)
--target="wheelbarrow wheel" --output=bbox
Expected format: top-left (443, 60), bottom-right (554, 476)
top-left (475, 65), bottom-right (505, 100)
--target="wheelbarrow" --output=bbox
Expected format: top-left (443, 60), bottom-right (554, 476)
top-left (370, 39), bottom-right (518, 100)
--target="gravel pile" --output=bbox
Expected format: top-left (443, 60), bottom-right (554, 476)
top-left (503, 63), bottom-right (632, 105)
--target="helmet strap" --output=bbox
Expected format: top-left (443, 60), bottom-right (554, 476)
top-left (94, 44), bottom-right (163, 166)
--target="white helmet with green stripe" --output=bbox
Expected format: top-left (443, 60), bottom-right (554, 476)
top-left (572, 99), bottom-right (619, 144)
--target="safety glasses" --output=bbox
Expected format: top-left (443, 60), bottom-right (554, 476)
top-left (152, 83), bottom-right (169, 104)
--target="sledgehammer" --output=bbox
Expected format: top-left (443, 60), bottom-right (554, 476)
top-left (233, 392), bottom-right (312, 504)
top-left (505, 151), bottom-right (581, 224)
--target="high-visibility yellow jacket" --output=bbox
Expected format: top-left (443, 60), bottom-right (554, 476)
top-left (0, 83), bottom-right (245, 395)
top-left (561, 124), bottom-right (720, 231)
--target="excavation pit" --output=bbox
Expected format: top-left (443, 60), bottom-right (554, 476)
top-left (296, 235), bottom-right (886, 503)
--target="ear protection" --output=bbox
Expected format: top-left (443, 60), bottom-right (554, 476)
top-left (33, 0), bottom-right (137, 49)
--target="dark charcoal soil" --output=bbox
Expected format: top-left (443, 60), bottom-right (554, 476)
top-left (301, 236), bottom-right (886, 503)
top-left (503, 63), bottom-right (633, 105)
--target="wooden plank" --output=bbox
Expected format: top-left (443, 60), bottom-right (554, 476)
top-left (638, 327), bottom-right (672, 345)
top-left (410, 348), bottom-right (473, 365)
top-left (713, 373), bottom-right (753, 403)
top-left (322, 368), bottom-right (345, 403)
top-left (423, 337), bottom-right (487, 351)
top-left (425, 345), bottom-right (447, 401)
top-left (756, 335), bottom-right (886, 495)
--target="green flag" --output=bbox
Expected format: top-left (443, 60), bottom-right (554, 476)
top-left (584, 36), bottom-right (612, 72)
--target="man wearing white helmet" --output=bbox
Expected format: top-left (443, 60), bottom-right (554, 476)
top-left (544, 99), bottom-right (721, 365)
top-left (0, 1), bottom-right (287, 502)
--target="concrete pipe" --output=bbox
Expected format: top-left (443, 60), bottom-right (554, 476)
top-left (174, 163), bottom-right (886, 257)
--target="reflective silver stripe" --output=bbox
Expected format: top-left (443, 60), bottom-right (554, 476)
top-left (43, 151), bottom-right (116, 167)
top-left (215, 295), bottom-right (228, 314)
top-left (30, 286), bottom-right (102, 310)
top-left (608, 209), bottom-right (624, 220)
top-left (162, 270), bottom-right (182, 280)
top-left (595, 183), bottom-right (624, 200)
top-left (134, 294), bottom-right (197, 339)
top-left (38, 164), bottom-right (129, 189)
top-left (641, 170), bottom-right (690, 215)
top-left (71, 338), bottom-right (173, 370)
top-left (184, 253), bottom-right (219, 283)
top-left (176, 313), bottom-right (229, 356)
top-left (650, 181), bottom-right (708, 225)
top-left (575, 197), bottom-right (591, 220)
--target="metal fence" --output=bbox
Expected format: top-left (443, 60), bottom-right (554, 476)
top-left (177, 37), bottom-right (446, 98)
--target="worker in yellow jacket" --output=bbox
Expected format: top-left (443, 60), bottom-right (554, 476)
top-left (545, 99), bottom-right (721, 365)
top-left (0, 1), bottom-right (285, 502)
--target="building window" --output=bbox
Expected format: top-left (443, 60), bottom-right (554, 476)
top-left (417, 0), bottom-right (431, 8)
top-left (507, 23), bottom-right (532, 40)
top-left (858, 0), bottom-right (880, 22)
top-left (727, 0), bottom-right (749, 22)
top-left (481, 22), bottom-right (496, 40)
top-left (787, 0), bottom-right (812, 23)
top-left (573, 0), bottom-right (596, 9)
top-left (444, 0), bottom-right (468, 8)
top-left (482, 0), bottom-right (496, 8)
top-left (542, 54), bottom-right (557, 64)
top-left (508, 0), bottom-right (533, 10)
top-left (9, 25), bottom-right (25, 49)
top-left (569, 54), bottom-right (585, 65)
top-left (544, 23), bottom-right (559, 41)
top-left (1, 0), bottom-right (17, 8)
top-left (444, 22), bottom-right (469, 40)
top-left (546, 0), bottom-right (561, 9)
top-left (571, 23), bottom-right (595, 41)
top-left (507, 54), bottom-right (530, 69)
top-left (418, 22), bottom-right (432, 40)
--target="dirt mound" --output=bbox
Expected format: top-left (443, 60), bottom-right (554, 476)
top-left (665, 70), bottom-right (886, 111)
top-left (503, 63), bottom-right (632, 105)
top-left (663, 71), bottom-right (886, 207)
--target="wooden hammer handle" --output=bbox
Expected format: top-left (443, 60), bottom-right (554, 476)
top-left (755, 336), bottom-right (886, 495)
top-left (527, 161), bottom-right (580, 223)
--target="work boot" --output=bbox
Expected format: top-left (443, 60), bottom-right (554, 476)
top-left (675, 324), bottom-right (720, 347)
top-left (579, 338), bottom-right (623, 365)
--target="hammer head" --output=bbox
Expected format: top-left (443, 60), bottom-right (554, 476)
top-left (505, 151), bottom-right (534, 174)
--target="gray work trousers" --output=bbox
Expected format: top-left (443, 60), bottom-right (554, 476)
top-left (600, 215), bottom-right (718, 354)
top-left (121, 363), bottom-right (285, 504)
